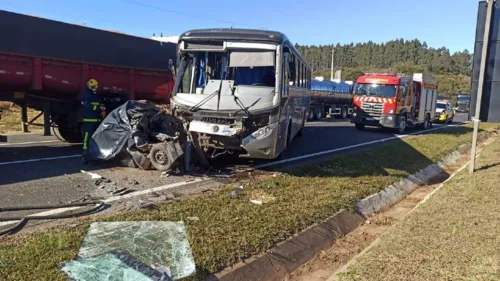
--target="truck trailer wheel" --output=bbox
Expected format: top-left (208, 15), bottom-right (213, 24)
top-left (308, 107), bottom-right (315, 121)
top-left (340, 107), bottom-right (348, 119)
top-left (56, 118), bottom-right (82, 143)
top-left (314, 107), bottom-right (324, 120)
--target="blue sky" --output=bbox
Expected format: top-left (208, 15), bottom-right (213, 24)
top-left (2, 0), bottom-right (478, 53)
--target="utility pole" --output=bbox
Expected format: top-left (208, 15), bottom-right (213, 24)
top-left (470, 0), bottom-right (495, 173)
top-left (330, 48), bottom-right (335, 81)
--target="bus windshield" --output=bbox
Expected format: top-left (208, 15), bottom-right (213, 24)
top-left (174, 50), bottom-right (276, 95)
top-left (355, 83), bottom-right (397, 98)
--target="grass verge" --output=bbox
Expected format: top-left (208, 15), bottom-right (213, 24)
top-left (339, 130), bottom-right (500, 281)
top-left (0, 123), bottom-right (499, 280)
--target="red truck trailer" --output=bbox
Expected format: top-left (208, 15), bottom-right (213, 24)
top-left (0, 10), bottom-right (177, 142)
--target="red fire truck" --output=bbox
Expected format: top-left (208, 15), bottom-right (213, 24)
top-left (351, 73), bottom-right (438, 134)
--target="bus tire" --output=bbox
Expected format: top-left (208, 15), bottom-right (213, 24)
top-left (297, 115), bottom-right (306, 137)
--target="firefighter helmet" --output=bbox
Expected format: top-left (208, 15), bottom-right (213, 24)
top-left (87, 79), bottom-right (98, 88)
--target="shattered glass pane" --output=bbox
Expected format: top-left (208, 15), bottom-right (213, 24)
top-left (61, 250), bottom-right (172, 281)
top-left (78, 221), bottom-right (196, 280)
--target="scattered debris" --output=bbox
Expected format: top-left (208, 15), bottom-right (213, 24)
top-left (165, 193), bottom-right (176, 200)
top-left (187, 216), bottom-right (199, 222)
top-left (130, 179), bottom-right (140, 185)
top-left (111, 188), bottom-right (135, 196)
top-left (250, 190), bottom-right (276, 204)
top-left (272, 173), bottom-right (280, 178)
top-left (139, 201), bottom-right (158, 210)
top-left (228, 187), bottom-right (244, 199)
top-left (250, 200), bottom-right (263, 205)
top-left (149, 192), bottom-right (161, 198)
top-left (81, 170), bottom-right (103, 180)
top-left (98, 185), bottom-right (106, 189)
top-left (161, 171), bottom-right (171, 177)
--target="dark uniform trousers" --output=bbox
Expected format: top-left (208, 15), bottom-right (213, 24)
top-left (80, 89), bottom-right (104, 151)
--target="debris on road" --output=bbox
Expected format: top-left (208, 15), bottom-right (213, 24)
top-left (165, 192), bottom-right (176, 200)
top-left (61, 221), bottom-right (196, 280)
top-left (139, 201), bottom-right (158, 210)
top-left (81, 170), bottom-right (103, 180)
top-left (186, 216), bottom-right (199, 222)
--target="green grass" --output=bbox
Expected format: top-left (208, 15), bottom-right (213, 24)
top-left (339, 129), bottom-right (500, 281)
top-left (0, 123), bottom-right (498, 281)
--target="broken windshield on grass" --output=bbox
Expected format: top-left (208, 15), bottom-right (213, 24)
top-left (76, 221), bottom-right (195, 280)
top-left (172, 48), bottom-right (277, 112)
top-left (61, 250), bottom-right (173, 281)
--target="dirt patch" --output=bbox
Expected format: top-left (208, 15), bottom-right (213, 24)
top-left (0, 102), bottom-right (42, 133)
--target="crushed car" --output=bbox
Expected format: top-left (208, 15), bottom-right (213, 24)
top-left (84, 100), bottom-right (187, 172)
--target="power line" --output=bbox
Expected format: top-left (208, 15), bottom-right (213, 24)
top-left (120, 0), bottom-right (264, 29)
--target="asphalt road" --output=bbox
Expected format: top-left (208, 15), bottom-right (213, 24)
top-left (0, 113), bottom-right (469, 218)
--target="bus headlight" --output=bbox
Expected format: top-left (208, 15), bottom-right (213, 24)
top-left (388, 109), bottom-right (394, 114)
top-left (251, 123), bottom-right (277, 139)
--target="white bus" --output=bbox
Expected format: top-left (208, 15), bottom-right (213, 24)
top-left (170, 28), bottom-right (311, 159)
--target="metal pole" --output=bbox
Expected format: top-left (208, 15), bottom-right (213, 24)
top-left (21, 103), bottom-right (28, 133)
top-left (470, 0), bottom-right (495, 173)
top-left (330, 48), bottom-right (335, 81)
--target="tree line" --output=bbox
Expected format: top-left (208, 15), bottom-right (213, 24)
top-left (295, 39), bottom-right (473, 99)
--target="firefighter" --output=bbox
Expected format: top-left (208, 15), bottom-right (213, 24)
top-left (80, 79), bottom-right (106, 155)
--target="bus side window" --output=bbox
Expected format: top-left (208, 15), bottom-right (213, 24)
top-left (282, 52), bottom-right (290, 96)
top-left (297, 60), bottom-right (301, 87)
top-left (289, 54), bottom-right (296, 86)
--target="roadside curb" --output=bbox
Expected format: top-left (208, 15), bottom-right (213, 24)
top-left (210, 129), bottom-right (499, 281)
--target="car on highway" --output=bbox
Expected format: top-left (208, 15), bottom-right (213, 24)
top-left (434, 101), bottom-right (455, 124)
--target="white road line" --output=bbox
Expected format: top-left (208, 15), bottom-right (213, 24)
top-left (0, 154), bottom-right (81, 166)
top-left (0, 123), bottom-right (464, 228)
top-left (254, 124), bottom-right (455, 169)
top-left (0, 140), bottom-right (62, 147)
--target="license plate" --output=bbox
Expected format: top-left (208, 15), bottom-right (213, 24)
top-left (365, 117), bottom-right (374, 121)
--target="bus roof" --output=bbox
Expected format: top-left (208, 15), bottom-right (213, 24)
top-left (179, 28), bottom-right (285, 44)
top-left (179, 28), bottom-right (310, 68)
